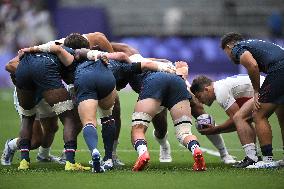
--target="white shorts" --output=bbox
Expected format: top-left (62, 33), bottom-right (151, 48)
top-left (13, 88), bottom-right (56, 120)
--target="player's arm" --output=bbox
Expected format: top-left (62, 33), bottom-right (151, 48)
top-left (85, 32), bottom-right (114, 52)
top-left (5, 56), bottom-right (20, 74)
top-left (19, 44), bottom-right (74, 66)
top-left (239, 51), bottom-right (260, 109)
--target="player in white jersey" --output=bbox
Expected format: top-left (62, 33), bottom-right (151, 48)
top-left (191, 74), bottom-right (267, 168)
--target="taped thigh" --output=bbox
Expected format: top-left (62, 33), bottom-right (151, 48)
top-left (132, 112), bottom-right (152, 127)
top-left (52, 100), bottom-right (74, 115)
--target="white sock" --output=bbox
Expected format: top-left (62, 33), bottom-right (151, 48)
top-left (8, 138), bottom-right (19, 151)
top-left (38, 146), bottom-right (50, 158)
top-left (190, 144), bottom-right (200, 155)
top-left (112, 140), bottom-right (118, 157)
top-left (153, 130), bottom-right (168, 148)
top-left (206, 134), bottom-right (228, 157)
top-left (243, 143), bottom-right (258, 162)
top-left (137, 144), bottom-right (148, 157)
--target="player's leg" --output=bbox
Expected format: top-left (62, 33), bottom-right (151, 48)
top-left (233, 98), bottom-right (258, 167)
top-left (275, 105), bottom-right (284, 166)
top-left (111, 95), bottom-right (125, 166)
top-left (131, 98), bottom-right (161, 171)
top-left (169, 99), bottom-right (206, 171)
top-left (43, 88), bottom-right (89, 171)
top-left (152, 108), bottom-right (172, 163)
top-left (16, 87), bottom-right (37, 170)
top-left (97, 89), bottom-right (117, 170)
top-left (247, 102), bottom-right (278, 168)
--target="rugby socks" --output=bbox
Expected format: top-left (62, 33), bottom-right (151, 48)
top-left (38, 146), bottom-right (50, 159)
top-left (83, 123), bottom-right (98, 154)
top-left (261, 144), bottom-right (273, 161)
top-left (8, 138), bottom-right (19, 151)
top-left (101, 116), bottom-right (116, 161)
top-left (64, 140), bottom-right (77, 164)
top-left (243, 143), bottom-right (258, 162)
top-left (153, 130), bottom-right (168, 149)
top-left (19, 139), bottom-right (31, 162)
top-left (206, 134), bottom-right (229, 157)
top-left (187, 140), bottom-right (200, 155)
top-left (134, 139), bottom-right (148, 157)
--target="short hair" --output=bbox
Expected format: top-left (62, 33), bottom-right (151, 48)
top-left (190, 76), bottom-right (213, 95)
top-left (64, 33), bottom-right (90, 49)
top-left (220, 32), bottom-right (244, 49)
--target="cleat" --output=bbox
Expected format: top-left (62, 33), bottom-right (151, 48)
top-left (277, 157), bottom-right (284, 167)
top-left (65, 161), bottom-right (91, 171)
top-left (233, 156), bottom-right (256, 168)
top-left (18, 159), bottom-right (30, 170)
top-left (159, 141), bottom-right (172, 163)
top-left (221, 154), bottom-right (237, 165)
top-left (36, 154), bottom-right (66, 165)
top-left (1, 139), bottom-right (16, 165)
top-left (192, 148), bottom-right (206, 171)
top-left (92, 149), bottom-right (104, 173)
top-left (246, 160), bottom-right (279, 169)
top-left (112, 155), bottom-right (125, 166)
top-left (132, 151), bottom-right (150, 172)
top-left (101, 159), bottom-right (113, 171)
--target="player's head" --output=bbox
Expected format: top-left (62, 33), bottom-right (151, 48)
top-left (190, 75), bottom-right (215, 106)
top-left (64, 33), bottom-right (90, 49)
top-left (221, 32), bottom-right (244, 62)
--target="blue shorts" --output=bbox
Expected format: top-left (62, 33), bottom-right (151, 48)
top-left (138, 72), bottom-right (192, 109)
top-left (15, 54), bottom-right (64, 92)
top-left (74, 61), bottom-right (116, 103)
top-left (259, 68), bottom-right (284, 104)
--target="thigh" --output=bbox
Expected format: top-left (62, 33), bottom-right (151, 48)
top-left (43, 88), bottom-right (71, 106)
top-left (134, 98), bottom-right (162, 118)
top-left (16, 87), bottom-right (36, 110)
top-left (169, 100), bottom-right (191, 121)
top-left (254, 102), bottom-right (278, 119)
top-left (237, 98), bottom-right (254, 121)
top-left (78, 99), bottom-right (98, 125)
top-left (98, 89), bottom-right (117, 110)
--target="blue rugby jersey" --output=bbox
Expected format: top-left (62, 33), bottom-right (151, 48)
top-left (231, 39), bottom-right (284, 73)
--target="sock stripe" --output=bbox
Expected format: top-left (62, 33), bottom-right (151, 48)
top-left (64, 149), bottom-right (76, 152)
top-left (20, 149), bottom-right (29, 152)
top-left (174, 120), bottom-right (192, 127)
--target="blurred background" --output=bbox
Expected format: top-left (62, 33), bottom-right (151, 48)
top-left (1, 0), bottom-right (284, 87)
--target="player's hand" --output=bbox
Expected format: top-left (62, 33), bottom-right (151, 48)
top-left (74, 48), bottom-right (89, 61)
top-left (175, 61), bottom-right (189, 79)
top-left (198, 124), bottom-right (217, 135)
top-left (18, 48), bottom-right (31, 58)
top-left (98, 53), bottom-right (109, 65)
top-left (253, 92), bottom-right (261, 111)
top-left (157, 63), bottom-right (176, 73)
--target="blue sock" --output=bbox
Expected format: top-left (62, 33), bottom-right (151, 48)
top-left (83, 123), bottom-right (98, 154)
top-left (187, 140), bottom-right (200, 153)
top-left (101, 116), bottom-right (116, 161)
top-left (19, 139), bottom-right (30, 162)
top-left (261, 144), bottom-right (273, 156)
top-left (64, 140), bottom-right (77, 164)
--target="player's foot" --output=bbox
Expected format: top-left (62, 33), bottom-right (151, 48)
top-left (36, 154), bottom-right (66, 164)
top-left (192, 148), bottom-right (206, 171)
top-left (92, 149), bottom-right (104, 173)
top-left (277, 157), bottom-right (284, 167)
top-left (1, 139), bottom-right (16, 165)
top-left (246, 160), bottom-right (279, 169)
top-left (159, 141), bottom-right (172, 163)
top-left (233, 156), bottom-right (256, 168)
top-left (221, 154), bottom-right (237, 164)
top-left (132, 151), bottom-right (150, 171)
top-left (112, 155), bottom-right (125, 166)
top-left (65, 161), bottom-right (91, 171)
top-left (18, 159), bottom-right (30, 170)
top-left (101, 159), bottom-right (113, 171)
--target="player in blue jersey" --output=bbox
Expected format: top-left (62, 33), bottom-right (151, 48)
top-left (14, 33), bottom-right (91, 171)
top-left (221, 32), bottom-right (284, 168)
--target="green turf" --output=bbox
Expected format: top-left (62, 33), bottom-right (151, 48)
top-left (0, 89), bottom-right (283, 189)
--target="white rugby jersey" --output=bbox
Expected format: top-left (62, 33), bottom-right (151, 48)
top-left (214, 75), bottom-right (265, 111)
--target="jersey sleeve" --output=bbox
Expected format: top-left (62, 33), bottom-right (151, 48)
top-left (231, 43), bottom-right (247, 64)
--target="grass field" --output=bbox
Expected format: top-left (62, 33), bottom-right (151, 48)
top-left (0, 89), bottom-right (283, 189)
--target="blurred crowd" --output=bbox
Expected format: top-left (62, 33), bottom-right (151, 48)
top-left (0, 0), bottom-right (55, 54)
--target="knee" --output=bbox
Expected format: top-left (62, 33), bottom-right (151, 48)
top-left (233, 112), bottom-right (242, 123)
